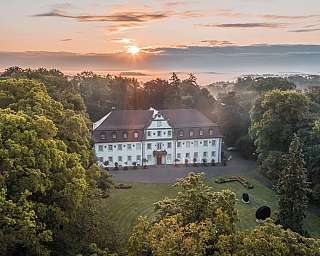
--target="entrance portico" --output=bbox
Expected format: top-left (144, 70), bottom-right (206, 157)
top-left (153, 150), bottom-right (167, 165)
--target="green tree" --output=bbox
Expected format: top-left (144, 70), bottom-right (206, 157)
top-left (278, 135), bottom-right (309, 234)
top-left (250, 89), bottom-right (311, 180)
top-left (0, 78), bottom-right (93, 167)
top-left (128, 173), bottom-right (237, 255)
top-left (216, 220), bottom-right (320, 256)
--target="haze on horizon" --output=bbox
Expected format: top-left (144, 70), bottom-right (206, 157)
top-left (1, 0), bottom-right (320, 84)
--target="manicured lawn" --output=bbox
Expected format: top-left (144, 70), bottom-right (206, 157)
top-left (105, 176), bottom-right (320, 238)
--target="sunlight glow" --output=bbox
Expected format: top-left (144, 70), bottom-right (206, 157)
top-left (127, 45), bottom-right (140, 55)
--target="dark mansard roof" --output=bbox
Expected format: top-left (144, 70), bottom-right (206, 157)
top-left (93, 108), bottom-right (222, 142)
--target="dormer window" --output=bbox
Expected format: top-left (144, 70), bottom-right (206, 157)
top-left (189, 130), bottom-right (194, 137)
top-left (123, 132), bottom-right (128, 139)
top-left (179, 130), bottom-right (184, 137)
top-left (100, 133), bottom-right (106, 140)
top-left (134, 131), bottom-right (139, 138)
top-left (199, 130), bottom-right (204, 136)
top-left (112, 132), bottom-right (117, 139)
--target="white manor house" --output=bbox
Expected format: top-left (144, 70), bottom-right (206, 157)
top-left (92, 108), bottom-right (223, 167)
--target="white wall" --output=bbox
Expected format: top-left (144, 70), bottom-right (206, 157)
top-left (174, 138), bottom-right (221, 164)
top-left (95, 141), bottom-right (143, 167)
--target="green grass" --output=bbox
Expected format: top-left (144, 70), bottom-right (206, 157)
top-left (105, 177), bottom-right (320, 237)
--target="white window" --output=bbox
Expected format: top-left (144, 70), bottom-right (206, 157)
top-left (167, 142), bottom-right (172, 148)
top-left (112, 132), bottom-right (117, 139)
top-left (189, 130), bottom-right (194, 137)
top-left (127, 156), bottom-right (132, 162)
top-left (179, 130), bottom-right (184, 137)
top-left (186, 141), bottom-right (190, 148)
top-left (100, 133), bottom-right (106, 140)
top-left (157, 143), bottom-right (162, 150)
top-left (147, 143), bottom-right (152, 150)
top-left (118, 144), bottom-right (122, 151)
top-left (199, 130), bottom-right (204, 136)
top-left (118, 156), bottom-right (122, 162)
top-left (203, 152), bottom-right (208, 158)
top-left (108, 156), bottom-right (113, 162)
top-left (168, 130), bottom-right (172, 136)
top-left (211, 151), bottom-right (216, 157)
top-left (157, 121), bottom-right (162, 127)
top-left (147, 155), bottom-right (152, 161)
top-left (136, 155), bottom-right (141, 161)
top-left (194, 141), bottom-right (198, 147)
top-left (204, 140), bottom-right (208, 147)
top-left (157, 131), bottom-right (161, 137)
top-left (98, 157), bottom-right (103, 162)
top-left (147, 131), bottom-right (151, 137)
top-left (212, 140), bottom-right (216, 146)
top-left (134, 131), bottom-right (139, 138)
top-left (177, 142), bottom-right (181, 148)
top-left (136, 143), bottom-right (141, 150)
top-left (209, 129), bottom-right (214, 136)
top-left (123, 132), bottom-right (128, 139)
top-left (108, 145), bottom-right (113, 151)
top-left (186, 153), bottom-right (190, 158)
top-left (177, 153), bottom-right (181, 159)
top-left (127, 144), bottom-right (132, 150)
top-left (194, 152), bottom-right (198, 158)
top-left (98, 145), bottom-right (103, 152)
top-left (167, 154), bottom-right (172, 161)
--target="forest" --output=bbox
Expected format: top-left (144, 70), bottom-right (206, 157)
top-left (1, 66), bottom-right (320, 255)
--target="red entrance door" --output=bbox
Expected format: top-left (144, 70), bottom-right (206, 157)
top-left (156, 155), bottom-right (162, 165)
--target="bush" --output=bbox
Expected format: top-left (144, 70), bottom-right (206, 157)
top-left (115, 183), bottom-right (132, 189)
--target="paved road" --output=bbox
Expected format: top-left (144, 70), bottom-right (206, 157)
top-left (109, 152), bottom-right (271, 185)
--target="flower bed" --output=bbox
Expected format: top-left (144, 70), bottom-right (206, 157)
top-left (214, 176), bottom-right (254, 189)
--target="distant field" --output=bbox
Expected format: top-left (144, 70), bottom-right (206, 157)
top-left (105, 177), bottom-right (320, 238)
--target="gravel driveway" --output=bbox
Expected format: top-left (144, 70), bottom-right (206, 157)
top-left (109, 152), bottom-right (269, 184)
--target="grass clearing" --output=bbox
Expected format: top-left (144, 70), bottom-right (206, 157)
top-left (105, 176), bottom-right (320, 238)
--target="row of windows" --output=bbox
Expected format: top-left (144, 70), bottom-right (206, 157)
top-left (98, 143), bottom-right (142, 152)
top-left (100, 128), bottom-right (215, 140)
top-left (103, 155), bottom-right (142, 163)
top-left (98, 140), bottom-right (217, 152)
top-left (147, 130), bottom-right (172, 137)
top-left (177, 151), bottom-right (216, 159)
top-left (177, 140), bottom-right (216, 148)
top-left (179, 129), bottom-right (214, 137)
top-left (98, 151), bottom-right (216, 163)
top-left (146, 142), bottom-right (172, 150)
top-left (100, 131), bottom-right (139, 140)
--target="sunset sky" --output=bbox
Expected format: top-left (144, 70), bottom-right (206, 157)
top-left (1, 0), bottom-right (320, 83)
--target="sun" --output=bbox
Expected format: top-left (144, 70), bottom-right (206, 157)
top-left (127, 45), bottom-right (140, 55)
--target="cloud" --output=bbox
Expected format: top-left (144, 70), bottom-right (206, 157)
top-left (197, 22), bottom-right (287, 29)
top-left (289, 28), bottom-right (320, 33)
top-left (60, 38), bottom-right (72, 41)
top-left (262, 14), bottom-right (320, 20)
top-left (33, 9), bottom-right (168, 23)
top-left (200, 40), bottom-right (235, 46)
